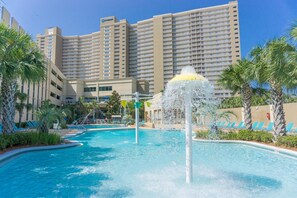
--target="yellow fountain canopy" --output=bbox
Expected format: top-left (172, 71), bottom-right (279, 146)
top-left (170, 73), bottom-right (206, 82)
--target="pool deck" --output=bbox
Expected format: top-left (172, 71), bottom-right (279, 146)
top-left (2, 126), bottom-right (297, 164)
top-left (0, 140), bottom-right (82, 163)
top-left (194, 138), bottom-right (297, 158)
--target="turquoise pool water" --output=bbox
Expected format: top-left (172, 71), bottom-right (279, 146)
top-left (84, 124), bottom-right (124, 129)
top-left (1, 129), bottom-right (297, 197)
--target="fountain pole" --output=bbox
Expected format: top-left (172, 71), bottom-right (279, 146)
top-left (185, 87), bottom-right (193, 183)
top-left (135, 92), bottom-right (140, 144)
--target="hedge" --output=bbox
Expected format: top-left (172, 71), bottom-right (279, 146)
top-left (0, 132), bottom-right (61, 151)
top-left (276, 136), bottom-right (297, 148)
top-left (195, 129), bottom-right (274, 143)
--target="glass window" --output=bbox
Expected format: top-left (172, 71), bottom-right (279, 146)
top-left (99, 86), bottom-right (112, 91)
top-left (84, 87), bottom-right (96, 92)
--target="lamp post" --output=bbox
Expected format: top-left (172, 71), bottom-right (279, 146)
top-left (135, 92), bottom-right (140, 144)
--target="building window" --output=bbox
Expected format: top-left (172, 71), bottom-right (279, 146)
top-left (99, 86), bottom-right (112, 91)
top-left (84, 87), bottom-right (96, 92)
top-left (50, 92), bottom-right (56, 98)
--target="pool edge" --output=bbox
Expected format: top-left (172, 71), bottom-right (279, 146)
top-left (194, 138), bottom-right (297, 158)
top-left (0, 140), bottom-right (82, 164)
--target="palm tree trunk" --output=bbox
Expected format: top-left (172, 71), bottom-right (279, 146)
top-left (242, 86), bottom-right (253, 130)
top-left (18, 110), bottom-right (23, 128)
top-left (1, 78), bottom-right (17, 134)
top-left (38, 121), bottom-right (49, 133)
top-left (271, 84), bottom-right (286, 137)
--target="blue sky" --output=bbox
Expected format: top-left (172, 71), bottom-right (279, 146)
top-left (2, 0), bottom-right (297, 57)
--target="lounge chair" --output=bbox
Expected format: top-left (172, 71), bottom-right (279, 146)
top-left (218, 121), bottom-right (226, 128)
top-left (224, 122), bottom-right (232, 128)
top-left (255, 122), bottom-right (264, 130)
top-left (264, 122), bottom-right (274, 131)
top-left (286, 122), bottom-right (294, 133)
top-left (225, 122), bottom-right (236, 129)
top-left (252, 122), bottom-right (259, 130)
top-left (236, 121), bottom-right (244, 129)
top-left (216, 121), bottom-right (222, 127)
top-left (53, 120), bottom-right (61, 130)
top-left (14, 124), bottom-right (26, 132)
top-left (32, 121), bottom-right (39, 127)
top-left (27, 121), bottom-right (35, 128)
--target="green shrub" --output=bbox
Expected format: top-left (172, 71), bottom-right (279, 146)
top-left (0, 138), bottom-right (8, 150)
top-left (196, 129), bottom-right (273, 143)
top-left (252, 131), bottom-right (274, 143)
top-left (0, 132), bottom-right (62, 151)
top-left (195, 131), bottom-right (209, 139)
top-left (220, 131), bottom-right (238, 140)
top-left (276, 136), bottom-right (297, 148)
top-left (237, 130), bottom-right (254, 141)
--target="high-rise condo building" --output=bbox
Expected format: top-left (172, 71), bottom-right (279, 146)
top-left (36, 1), bottom-right (240, 98)
top-left (1, 6), bottom-right (66, 122)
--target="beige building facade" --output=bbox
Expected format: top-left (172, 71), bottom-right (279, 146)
top-left (1, 7), bottom-right (66, 122)
top-left (64, 78), bottom-right (149, 104)
top-left (36, 1), bottom-right (240, 98)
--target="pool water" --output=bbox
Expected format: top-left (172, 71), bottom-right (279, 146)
top-left (1, 129), bottom-right (297, 197)
top-left (84, 125), bottom-right (124, 129)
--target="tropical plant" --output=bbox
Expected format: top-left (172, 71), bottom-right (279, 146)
top-left (35, 100), bottom-right (67, 133)
top-left (15, 91), bottom-right (32, 127)
top-left (106, 91), bottom-right (121, 119)
top-left (0, 24), bottom-right (46, 134)
top-left (218, 59), bottom-right (254, 129)
top-left (290, 21), bottom-right (297, 40)
top-left (126, 100), bottom-right (145, 120)
top-left (87, 100), bottom-right (99, 121)
top-left (215, 110), bottom-right (238, 122)
top-left (251, 37), bottom-right (297, 137)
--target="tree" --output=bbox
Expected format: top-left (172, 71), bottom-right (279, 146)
top-left (0, 24), bottom-right (46, 134)
top-left (251, 37), bottom-right (297, 137)
top-left (290, 22), bottom-right (297, 40)
top-left (36, 100), bottom-right (67, 133)
top-left (15, 91), bottom-right (32, 127)
top-left (106, 91), bottom-right (121, 119)
top-left (83, 100), bottom-right (100, 122)
top-left (126, 100), bottom-right (145, 120)
top-left (218, 59), bottom-right (254, 130)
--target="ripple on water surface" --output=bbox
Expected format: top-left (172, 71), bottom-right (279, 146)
top-left (0, 129), bottom-right (297, 197)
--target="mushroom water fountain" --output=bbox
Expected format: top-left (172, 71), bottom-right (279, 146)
top-left (162, 66), bottom-right (216, 184)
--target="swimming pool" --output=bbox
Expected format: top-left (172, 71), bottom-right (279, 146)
top-left (0, 129), bottom-right (297, 197)
top-left (83, 124), bottom-right (124, 129)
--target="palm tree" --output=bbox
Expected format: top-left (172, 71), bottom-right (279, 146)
top-left (36, 100), bottom-right (65, 133)
top-left (251, 37), bottom-right (297, 137)
top-left (15, 91), bottom-right (32, 127)
top-left (290, 21), bottom-right (297, 40)
top-left (0, 24), bottom-right (46, 134)
top-left (218, 59), bottom-right (254, 130)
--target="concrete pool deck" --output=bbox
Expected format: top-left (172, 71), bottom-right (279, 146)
top-left (2, 126), bottom-right (297, 164)
top-left (0, 128), bottom-right (86, 163)
top-left (0, 141), bottom-right (82, 163)
top-left (194, 138), bottom-right (297, 158)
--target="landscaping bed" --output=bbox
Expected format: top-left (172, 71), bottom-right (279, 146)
top-left (0, 132), bottom-right (62, 152)
top-left (195, 129), bottom-right (297, 150)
